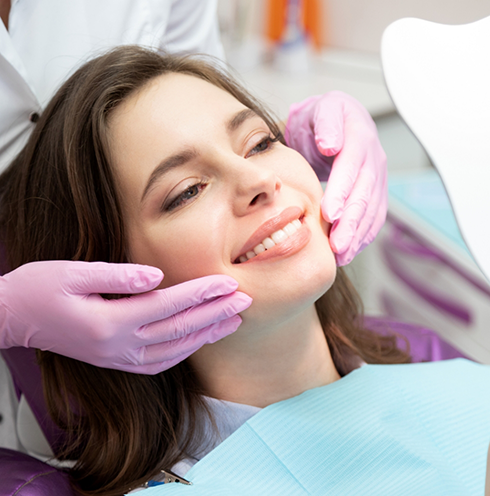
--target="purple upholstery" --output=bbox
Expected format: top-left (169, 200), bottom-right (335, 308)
top-left (0, 317), bottom-right (468, 494)
top-left (0, 449), bottom-right (74, 496)
top-left (363, 316), bottom-right (468, 363)
top-left (0, 347), bottom-right (66, 455)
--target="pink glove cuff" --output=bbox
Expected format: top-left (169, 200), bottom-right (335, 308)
top-left (0, 276), bottom-right (31, 348)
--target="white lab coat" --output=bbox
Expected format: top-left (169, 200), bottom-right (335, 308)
top-left (0, 0), bottom-right (224, 173)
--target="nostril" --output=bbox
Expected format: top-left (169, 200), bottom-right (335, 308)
top-left (250, 194), bottom-right (260, 206)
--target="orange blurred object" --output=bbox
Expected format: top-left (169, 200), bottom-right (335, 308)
top-left (303, 0), bottom-right (322, 49)
top-left (266, 0), bottom-right (323, 49)
top-left (266, 0), bottom-right (288, 43)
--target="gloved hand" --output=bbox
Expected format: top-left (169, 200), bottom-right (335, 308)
top-left (285, 91), bottom-right (388, 266)
top-left (0, 261), bottom-right (251, 374)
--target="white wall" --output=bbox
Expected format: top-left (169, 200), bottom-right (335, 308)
top-left (219, 1), bottom-right (490, 54)
top-left (325, 0), bottom-right (490, 53)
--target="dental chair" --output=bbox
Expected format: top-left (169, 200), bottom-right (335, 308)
top-left (0, 347), bottom-right (73, 495)
top-left (2, 13), bottom-right (488, 492)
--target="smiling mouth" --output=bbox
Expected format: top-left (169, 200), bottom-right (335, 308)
top-left (234, 216), bottom-right (305, 264)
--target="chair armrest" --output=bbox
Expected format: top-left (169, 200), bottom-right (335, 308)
top-left (0, 448), bottom-right (75, 496)
top-left (364, 315), bottom-right (467, 362)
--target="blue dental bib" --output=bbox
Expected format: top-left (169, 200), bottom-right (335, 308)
top-left (143, 359), bottom-right (490, 495)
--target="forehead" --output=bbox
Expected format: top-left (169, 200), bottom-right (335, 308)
top-left (107, 72), bottom-right (251, 205)
top-left (110, 72), bottom-right (246, 138)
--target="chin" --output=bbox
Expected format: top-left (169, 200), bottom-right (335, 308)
top-left (237, 245), bottom-right (337, 330)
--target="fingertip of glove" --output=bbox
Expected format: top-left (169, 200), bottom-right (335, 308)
top-left (329, 229), bottom-right (351, 256)
top-left (326, 207), bottom-right (343, 223)
top-left (322, 196), bottom-right (342, 223)
top-left (206, 274), bottom-right (240, 293)
top-left (187, 275), bottom-right (239, 296)
top-left (331, 233), bottom-right (356, 266)
top-left (231, 292), bottom-right (253, 312)
top-left (334, 250), bottom-right (354, 267)
top-left (131, 266), bottom-right (164, 290)
top-left (219, 314), bottom-right (243, 336)
top-left (315, 137), bottom-right (340, 157)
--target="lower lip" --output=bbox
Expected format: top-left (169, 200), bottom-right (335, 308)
top-left (238, 221), bottom-right (312, 265)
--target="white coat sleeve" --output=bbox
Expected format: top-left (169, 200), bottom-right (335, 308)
top-left (161, 0), bottom-right (225, 61)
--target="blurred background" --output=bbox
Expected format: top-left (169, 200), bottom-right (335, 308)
top-left (217, 0), bottom-right (490, 362)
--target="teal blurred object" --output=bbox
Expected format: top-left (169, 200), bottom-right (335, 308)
top-left (143, 360), bottom-right (490, 496)
top-left (388, 169), bottom-right (470, 255)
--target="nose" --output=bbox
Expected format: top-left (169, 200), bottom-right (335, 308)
top-left (232, 161), bottom-right (282, 216)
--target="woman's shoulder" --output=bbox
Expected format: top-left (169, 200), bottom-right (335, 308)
top-left (365, 358), bottom-right (490, 407)
top-left (367, 357), bottom-right (488, 375)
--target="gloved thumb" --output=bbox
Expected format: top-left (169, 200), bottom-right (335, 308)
top-left (62, 261), bottom-right (164, 295)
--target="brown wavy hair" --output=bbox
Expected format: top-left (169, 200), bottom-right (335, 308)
top-left (0, 46), bottom-right (410, 495)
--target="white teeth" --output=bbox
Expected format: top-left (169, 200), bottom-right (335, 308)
top-left (237, 218), bottom-right (303, 263)
top-left (271, 229), bottom-right (288, 244)
top-left (283, 222), bottom-right (298, 236)
top-left (253, 243), bottom-right (266, 255)
top-left (262, 237), bottom-right (275, 249)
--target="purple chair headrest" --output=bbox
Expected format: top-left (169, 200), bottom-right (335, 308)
top-left (0, 448), bottom-right (75, 496)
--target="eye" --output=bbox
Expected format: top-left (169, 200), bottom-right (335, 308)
top-left (247, 135), bottom-right (279, 158)
top-left (164, 181), bottom-right (207, 212)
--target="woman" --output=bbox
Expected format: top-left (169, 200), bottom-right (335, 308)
top-left (1, 46), bottom-right (488, 496)
top-left (0, 0), bottom-right (387, 378)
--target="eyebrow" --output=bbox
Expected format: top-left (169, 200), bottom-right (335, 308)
top-left (140, 108), bottom-right (260, 204)
top-left (141, 149), bottom-right (198, 203)
top-left (227, 108), bottom-right (258, 133)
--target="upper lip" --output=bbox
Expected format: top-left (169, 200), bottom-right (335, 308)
top-left (232, 206), bottom-right (304, 263)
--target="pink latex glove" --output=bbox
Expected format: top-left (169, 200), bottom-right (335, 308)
top-left (285, 90), bottom-right (388, 266)
top-left (0, 261), bottom-right (251, 374)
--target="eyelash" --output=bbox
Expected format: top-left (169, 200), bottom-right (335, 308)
top-left (163, 134), bottom-right (281, 212)
top-left (247, 134), bottom-right (281, 157)
top-left (165, 181), bottom-right (207, 212)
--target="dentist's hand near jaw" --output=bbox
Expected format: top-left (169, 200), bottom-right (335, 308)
top-left (0, 261), bottom-right (251, 374)
top-left (285, 91), bottom-right (388, 266)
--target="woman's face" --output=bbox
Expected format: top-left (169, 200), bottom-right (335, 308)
top-left (108, 73), bottom-right (336, 329)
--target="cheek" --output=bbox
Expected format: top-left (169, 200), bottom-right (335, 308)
top-left (278, 148), bottom-right (325, 202)
top-left (292, 224), bottom-right (336, 297)
top-left (127, 218), bottom-right (227, 289)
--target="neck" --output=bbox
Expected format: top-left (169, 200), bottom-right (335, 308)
top-left (0, 0), bottom-right (10, 30)
top-left (188, 304), bottom-right (340, 408)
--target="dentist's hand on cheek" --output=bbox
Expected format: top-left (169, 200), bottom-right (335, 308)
top-left (0, 261), bottom-right (252, 374)
top-left (285, 91), bottom-right (388, 266)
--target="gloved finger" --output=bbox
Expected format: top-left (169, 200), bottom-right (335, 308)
top-left (334, 193), bottom-right (387, 267)
top-left (322, 140), bottom-right (367, 222)
top-left (330, 201), bottom-right (375, 266)
top-left (132, 292), bottom-right (252, 345)
top-left (116, 361), bottom-right (173, 375)
top-left (339, 165), bottom-right (386, 257)
top-left (63, 261), bottom-right (164, 295)
top-left (326, 158), bottom-right (378, 255)
top-left (312, 94), bottom-right (345, 156)
top-left (112, 275), bottom-right (243, 327)
top-left (135, 315), bottom-right (243, 368)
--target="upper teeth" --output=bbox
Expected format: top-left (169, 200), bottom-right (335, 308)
top-left (238, 219), bottom-right (302, 263)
